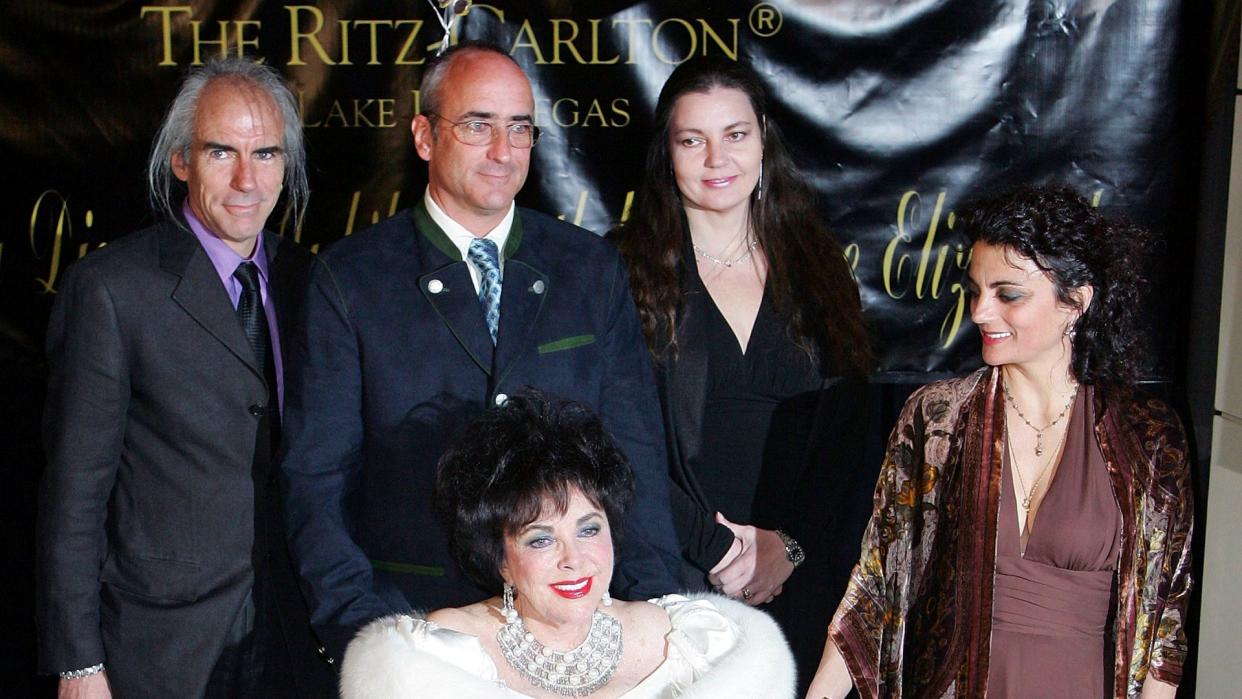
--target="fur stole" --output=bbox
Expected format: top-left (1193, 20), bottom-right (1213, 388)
top-left (340, 593), bottom-right (795, 698)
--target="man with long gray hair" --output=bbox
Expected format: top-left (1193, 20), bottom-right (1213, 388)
top-left (37, 57), bottom-right (333, 697)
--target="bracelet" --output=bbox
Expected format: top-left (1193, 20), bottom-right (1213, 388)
top-left (60, 663), bottom-right (105, 680)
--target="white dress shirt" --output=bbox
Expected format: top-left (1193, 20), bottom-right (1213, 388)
top-left (423, 189), bottom-right (514, 294)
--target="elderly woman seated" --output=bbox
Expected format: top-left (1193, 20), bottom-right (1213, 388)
top-left (340, 390), bottom-right (795, 698)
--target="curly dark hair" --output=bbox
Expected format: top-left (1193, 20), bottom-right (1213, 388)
top-left (433, 390), bottom-right (635, 594)
top-left (961, 184), bottom-right (1155, 387)
top-left (612, 55), bottom-right (872, 374)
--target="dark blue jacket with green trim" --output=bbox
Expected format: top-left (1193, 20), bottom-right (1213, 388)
top-left (279, 202), bottom-right (682, 660)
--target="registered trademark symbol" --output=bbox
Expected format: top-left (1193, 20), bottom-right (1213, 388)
top-left (749, 3), bottom-right (783, 37)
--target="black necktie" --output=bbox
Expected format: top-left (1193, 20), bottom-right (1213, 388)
top-left (234, 263), bottom-right (282, 587)
top-left (233, 262), bottom-right (280, 423)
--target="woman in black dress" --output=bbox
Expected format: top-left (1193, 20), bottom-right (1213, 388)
top-left (612, 56), bottom-right (873, 692)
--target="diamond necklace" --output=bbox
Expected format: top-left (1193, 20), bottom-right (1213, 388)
top-left (692, 237), bottom-right (758, 268)
top-left (1002, 379), bottom-right (1078, 456)
top-left (496, 610), bottom-right (623, 696)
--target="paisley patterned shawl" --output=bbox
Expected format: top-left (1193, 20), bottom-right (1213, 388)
top-left (828, 367), bottom-right (1194, 698)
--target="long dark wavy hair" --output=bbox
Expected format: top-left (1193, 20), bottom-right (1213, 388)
top-left (962, 184), bottom-right (1154, 387)
top-left (613, 56), bottom-right (872, 374)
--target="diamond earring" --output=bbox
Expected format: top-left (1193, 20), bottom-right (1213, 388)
top-left (502, 582), bottom-right (518, 623)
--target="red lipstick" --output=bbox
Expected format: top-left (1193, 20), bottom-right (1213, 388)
top-left (549, 576), bottom-right (593, 600)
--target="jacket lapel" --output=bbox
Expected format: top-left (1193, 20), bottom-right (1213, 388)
top-left (419, 263), bottom-right (494, 376)
top-left (1093, 385), bottom-right (1139, 695)
top-left (411, 204), bottom-right (495, 376)
top-left (961, 367), bottom-right (1004, 696)
top-left (266, 233), bottom-right (315, 372)
top-left (265, 234), bottom-right (291, 368)
top-left (494, 213), bottom-right (549, 384)
top-left (663, 265), bottom-right (713, 511)
top-left (158, 221), bottom-right (260, 378)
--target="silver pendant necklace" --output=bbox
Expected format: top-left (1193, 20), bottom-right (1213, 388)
top-left (496, 602), bottom-right (623, 696)
top-left (1002, 379), bottom-right (1078, 456)
top-left (1006, 421), bottom-right (1070, 511)
top-left (692, 237), bottom-right (758, 268)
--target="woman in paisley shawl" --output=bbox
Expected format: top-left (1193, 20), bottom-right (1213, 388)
top-left (805, 184), bottom-right (1193, 699)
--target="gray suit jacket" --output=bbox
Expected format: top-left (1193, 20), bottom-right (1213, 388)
top-left (37, 219), bottom-right (323, 696)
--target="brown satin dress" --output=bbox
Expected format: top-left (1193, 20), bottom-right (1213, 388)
top-left (987, 388), bottom-right (1122, 698)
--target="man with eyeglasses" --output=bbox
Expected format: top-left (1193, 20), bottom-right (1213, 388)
top-left (279, 41), bottom-right (682, 662)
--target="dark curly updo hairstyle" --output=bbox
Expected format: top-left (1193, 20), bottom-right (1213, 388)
top-left (962, 184), bottom-right (1155, 387)
top-left (434, 389), bottom-right (635, 594)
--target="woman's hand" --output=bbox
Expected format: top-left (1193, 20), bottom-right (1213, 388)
top-left (804, 638), bottom-right (853, 699)
top-left (706, 512), bottom-right (794, 605)
top-left (708, 535), bottom-right (743, 575)
top-left (1138, 677), bottom-right (1177, 699)
top-left (58, 672), bottom-right (111, 699)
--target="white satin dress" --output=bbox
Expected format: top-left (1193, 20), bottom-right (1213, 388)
top-left (340, 594), bottom-right (796, 699)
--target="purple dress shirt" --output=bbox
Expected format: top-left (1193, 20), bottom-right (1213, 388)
top-left (183, 201), bottom-right (284, 411)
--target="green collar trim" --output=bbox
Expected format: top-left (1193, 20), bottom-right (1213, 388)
top-left (410, 201), bottom-right (459, 260)
top-left (370, 559), bottom-right (445, 577)
top-left (411, 201), bottom-right (524, 261)
top-left (504, 209), bottom-right (524, 258)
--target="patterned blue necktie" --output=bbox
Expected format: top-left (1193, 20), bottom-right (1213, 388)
top-left (467, 238), bottom-right (502, 344)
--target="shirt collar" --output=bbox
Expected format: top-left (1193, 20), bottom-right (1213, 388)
top-left (423, 189), bottom-right (514, 261)
top-left (183, 200), bottom-right (270, 284)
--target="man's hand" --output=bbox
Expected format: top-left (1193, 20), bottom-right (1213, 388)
top-left (706, 512), bottom-right (794, 605)
top-left (58, 671), bottom-right (111, 699)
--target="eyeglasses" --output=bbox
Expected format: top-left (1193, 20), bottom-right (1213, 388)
top-left (424, 113), bottom-right (541, 148)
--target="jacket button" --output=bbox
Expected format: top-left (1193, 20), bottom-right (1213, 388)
top-left (427, 279), bottom-right (444, 294)
top-left (531, 280), bottom-right (545, 294)
top-left (249, 404), bottom-right (265, 417)
top-left (494, 393), bottom-right (508, 406)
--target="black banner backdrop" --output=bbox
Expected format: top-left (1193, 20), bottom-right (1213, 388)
top-left (1, 0), bottom-right (1195, 377)
top-left (0, 0), bottom-right (1205, 691)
